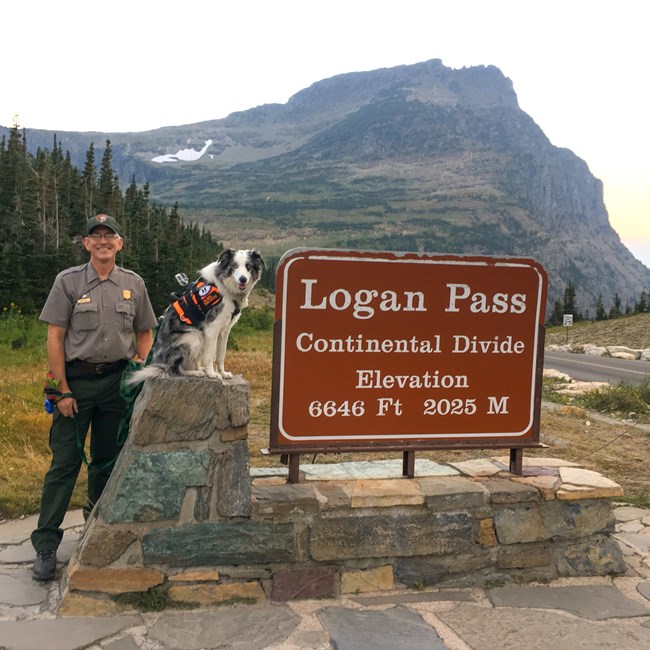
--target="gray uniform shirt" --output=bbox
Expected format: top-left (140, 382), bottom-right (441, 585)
top-left (40, 263), bottom-right (158, 363)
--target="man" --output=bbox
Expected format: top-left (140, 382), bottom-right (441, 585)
top-left (31, 214), bottom-right (158, 581)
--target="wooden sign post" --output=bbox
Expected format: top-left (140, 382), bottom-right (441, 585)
top-left (270, 249), bottom-right (548, 481)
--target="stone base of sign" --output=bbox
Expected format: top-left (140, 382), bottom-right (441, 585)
top-left (59, 376), bottom-right (626, 613)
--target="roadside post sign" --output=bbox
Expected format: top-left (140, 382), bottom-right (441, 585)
top-left (563, 314), bottom-right (573, 343)
top-left (269, 249), bottom-right (548, 481)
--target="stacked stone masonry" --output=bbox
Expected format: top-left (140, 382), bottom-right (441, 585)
top-left (60, 376), bottom-right (626, 614)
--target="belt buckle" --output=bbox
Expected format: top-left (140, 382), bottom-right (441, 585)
top-left (94, 363), bottom-right (109, 374)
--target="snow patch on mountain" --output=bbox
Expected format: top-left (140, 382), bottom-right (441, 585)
top-left (152, 139), bottom-right (213, 163)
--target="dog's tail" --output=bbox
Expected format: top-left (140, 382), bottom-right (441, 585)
top-left (125, 364), bottom-right (171, 387)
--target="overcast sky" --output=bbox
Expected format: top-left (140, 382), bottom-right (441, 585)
top-left (3, 0), bottom-right (648, 266)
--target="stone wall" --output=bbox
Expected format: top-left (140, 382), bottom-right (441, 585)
top-left (60, 376), bottom-right (626, 614)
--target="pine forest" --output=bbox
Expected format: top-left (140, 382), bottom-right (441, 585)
top-left (0, 127), bottom-right (223, 316)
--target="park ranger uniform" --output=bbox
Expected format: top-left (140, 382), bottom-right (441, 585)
top-left (31, 261), bottom-right (157, 553)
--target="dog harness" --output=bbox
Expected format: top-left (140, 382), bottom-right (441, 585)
top-left (172, 277), bottom-right (223, 325)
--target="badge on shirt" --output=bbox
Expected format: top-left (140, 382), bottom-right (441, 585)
top-left (123, 290), bottom-right (131, 300)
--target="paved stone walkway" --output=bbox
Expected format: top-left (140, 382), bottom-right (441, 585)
top-left (1, 504), bottom-right (650, 648)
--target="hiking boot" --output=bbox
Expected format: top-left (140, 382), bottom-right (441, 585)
top-left (32, 550), bottom-right (57, 581)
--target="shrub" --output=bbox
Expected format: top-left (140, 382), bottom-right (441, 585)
top-left (636, 377), bottom-right (650, 405)
top-left (233, 306), bottom-right (274, 333)
top-left (580, 383), bottom-right (649, 416)
top-left (228, 306), bottom-right (274, 351)
top-left (541, 376), bottom-right (571, 404)
top-left (0, 304), bottom-right (45, 349)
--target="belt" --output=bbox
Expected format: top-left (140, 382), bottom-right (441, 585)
top-left (65, 359), bottom-right (128, 379)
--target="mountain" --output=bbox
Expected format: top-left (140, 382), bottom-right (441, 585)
top-left (4, 59), bottom-right (648, 313)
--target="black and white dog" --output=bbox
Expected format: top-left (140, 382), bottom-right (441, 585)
top-left (128, 249), bottom-right (264, 384)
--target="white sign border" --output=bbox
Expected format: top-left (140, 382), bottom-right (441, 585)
top-left (277, 251), bottom-right (545, 442)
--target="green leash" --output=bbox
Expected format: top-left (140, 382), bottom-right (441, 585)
top-left (73, 414), bottom-right (119, 472)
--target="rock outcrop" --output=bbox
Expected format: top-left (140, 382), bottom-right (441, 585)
top-left (546, 343), bottom-right (650, 360)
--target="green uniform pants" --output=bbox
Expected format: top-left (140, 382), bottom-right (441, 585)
top-left (31, 369), bottom-right (126, 552)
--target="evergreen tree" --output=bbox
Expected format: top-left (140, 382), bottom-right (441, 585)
top-left (0, 127), bottom-right (41, 310)
top-left (111, 172), bottom-right (124, 219)
top-left (562, 282), bottom-right (577, 317)
top-left (547, 299), bottom-right (563, 326)
top-left (64, 151), bottom-right (86, 240)
top-left (594, 294), bottom-right (607, 321)
top-left (608, 293), bottom-right (622, 319)
top-left (97, 140), bottom-right (118, 213)
top-left (121, 176), bottom-right (140, 261)
top-left (81, 143), bottom-right (96, 219)
top-left (159, 202), bottom-right (182, 296)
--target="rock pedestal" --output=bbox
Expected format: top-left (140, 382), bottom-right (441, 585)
top-left (60, 376), bottom-right (626, 615)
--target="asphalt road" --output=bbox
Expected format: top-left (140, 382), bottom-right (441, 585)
top-left (544, 350), bottom-right (650, 386)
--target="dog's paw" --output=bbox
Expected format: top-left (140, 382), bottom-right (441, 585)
top-left (182, 370), bottom-right (205, 377)
top-left (204, 368), bottom-right (219, 379)
top-left (220, 371), bottom-right (233, 380)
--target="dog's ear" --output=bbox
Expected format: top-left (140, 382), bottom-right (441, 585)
top-left (249, 250), bottom-right (265, 271)
top-left (217, 249), bottom-right (235, 272)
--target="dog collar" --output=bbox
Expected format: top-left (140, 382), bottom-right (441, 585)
top-left (172, 277), bottom-right (223, 325)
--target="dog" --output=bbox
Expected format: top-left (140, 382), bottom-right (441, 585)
top-left (128, 249), bottom-right (264, 385)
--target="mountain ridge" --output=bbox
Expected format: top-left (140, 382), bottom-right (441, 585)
top-left (2, 59), bottom-right (648, 313)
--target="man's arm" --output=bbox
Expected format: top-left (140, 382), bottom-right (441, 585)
top-left (134, 329), bottom-right (154, 363)
top-left (47, 324), bottom-right (69, 391)
top-left (47, 324), bottom-right (77, 416)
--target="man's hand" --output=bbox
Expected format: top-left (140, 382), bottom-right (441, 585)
top-left (57, 396), bottom-right (78, 418)
top-left (135, 329), bottom-right (154, 363)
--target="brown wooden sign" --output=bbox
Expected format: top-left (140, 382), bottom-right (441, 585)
top-left (270, 249), bottom-right (547, 455)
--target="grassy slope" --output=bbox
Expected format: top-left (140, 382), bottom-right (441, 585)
top-left (545, 313), bottom-right (650, 349)
top-left (2, 310), bottom-right (649, 519)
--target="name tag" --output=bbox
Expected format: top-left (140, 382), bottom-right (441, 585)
top-left (77, 297), bottom-right (91, 304)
